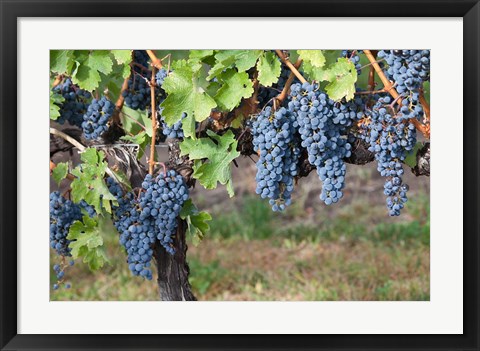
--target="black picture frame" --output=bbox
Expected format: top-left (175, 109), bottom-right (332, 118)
top-left (1, 1), bottom-right (479, 350)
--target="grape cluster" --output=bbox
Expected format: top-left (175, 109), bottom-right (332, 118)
top-left (108, 171), bottom-right (189, 279)
top-left (122, 74), bottom-right (152, 110)
top-left (140, 171), bottom-right (189, 252)
top-left (79, 200), bottom-right (96, 217)
top-left (107, 178), bottom-right (154, 279)
top-left (52, 259), bottom-right (74, 290)
top-left (155, 68), bottom-right (168, 87)
top-left (49, 191), bottom-right (82, 257)
top-left (53, 79), bottom-right (91, 127)
top-left (82, 96), bottom-right (114, 140)
top-left (378, 50), bottom-right (430, 121)
top-left (160, 112), bottom-right (186, 139)
top-left (360, 96), bottom-right (416, 215)
top-left (341, 50), bottom-right (363, 75)
top-left (133, 50), bottom-right (150, 73)
top-left (251, 106), bottom-right (300, 211)
top-left (287, 83), bottom-right (363, 205)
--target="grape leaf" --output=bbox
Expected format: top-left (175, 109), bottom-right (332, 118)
top-left (179, 199), bottom-right (212, 246)
top-left (207, 50), bottom-right (262, 79)
top-left (189, 50), bottom-right (214, 60)
top-left (323, 58), bottom-right (358, 101)
top-left (111, 50), bottom-right (133, 79)
top-left (110, 169), bottom-right (132, 192)
top-left (302, 61), bottom-right (330, 82)
top-left (257, 51), bottom-right (281, 87)
top-left (423, 81), bottom-right (430, 104)
top-left (72, 50), bottom-right (114, 91)
top-left (111, 50), bottom-right (132, 65)
top-left (52, 162), bottom-right (68, 186)
top-left (301, 50), bottom-right (342, 82)
top-left (207, 50), bottom-right (238, 80)
top-left (67, 216), bottom-right (109, 271)
top-left (179, 130), bottom-right (240, 197)
top-left (234, 50), bottom-right (263, 72)
top-left (160, 59), bottom-right (217, 138)
top-left (70, 148), bottom-right (117, 214)
top-left (97, 63), bottom-right (129, 100)
top-left (214, 69), bottom-right (254, 111)
top-left (404, 142), bottom-right (423, 168)
top-left (49, 90), bottom-right (64, 120)
top-left (50, 50), bottom-right (75, 75)
top-left (297, 50), bottom-right (326, 68)
top-left (121, 106), bottom-right (152, 137)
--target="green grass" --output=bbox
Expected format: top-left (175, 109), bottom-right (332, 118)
top-left (51, 193), bottom-right (430, 301)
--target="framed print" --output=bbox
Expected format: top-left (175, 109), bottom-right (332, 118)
top-left (1, 0), bottom-right (479, 350)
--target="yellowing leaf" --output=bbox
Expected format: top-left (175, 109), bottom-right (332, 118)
top-left (297, 50), bottom-right (326, 68)
top-left (324, 58), bottom-right (358, 101)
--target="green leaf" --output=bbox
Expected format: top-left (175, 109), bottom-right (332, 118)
top-left (52, 162), bottom-right (68, 186)
top-left (179, 199), bottom-right (212, 246)
top-left (301, 50), bottom-right (342, 82)
top-left (49, 90), bottom-right (64, 120)
top-left (323, 58), bottom-right (358, 101)
top-left (88, 50), bottom-right (114, 75)
top-left (111, 169), bottom-right (132, 192)
top-left (234, 50), bottom-right (263, 72)
top-left (214, 69), bottom-right (253, 111)
top-left (111, 50), bottom-right (132, 65)
top-left (207, 51), bottom-right (238, 79)
top-left (297, 50), bottom-right (326, 68)
top-left (189, 50), bottom-right (214, 60)
top-left (404, 142), bottom-right (423, 168)
top-left (70, 148), bottom-right (117, 214)
top-left (67, 216), bottom-right (109, 271)
top-left (50, 50), bottom-right (75, 75)
top-left (120, 132), bottom-right (146, 145)
top-left (423, 81), bottom-right (430, 104)
top-left (207, 50), bottom-right (262, 80)
top-left (302, 61), bottom-right (330, 82)
top-left (180, 130), bottom-right (240, 197)
top-left (72, 50), bottom-right (114, 91)
top-left (257, 51), bottom-right (281, 87)
top-left (111, 50), bottom-right (133, 79)
top-left (160, 59), bottom-right (217, 138)
top-left (121, 106), bottom-right (152, 137)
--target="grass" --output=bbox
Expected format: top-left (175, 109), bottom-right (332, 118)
top-left (51, 190), bottom-right (430, 301)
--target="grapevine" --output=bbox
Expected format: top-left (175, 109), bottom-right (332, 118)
top-left (49, 49), bottom-right (430, 300)
top-left (53, 78), bottom-right (91, 127)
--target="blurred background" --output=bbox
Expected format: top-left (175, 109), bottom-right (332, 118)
top-left (51, 152), bottom-right (429, 301)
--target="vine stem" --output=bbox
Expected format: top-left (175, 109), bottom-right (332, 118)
top-left (363, 50), bottom-right (428, 138)
top-left (50, 127), bottom-right (85, 151)
top-left (123, 112), bottom-right (147, 131)
top-left (52, 75), bottom-right (63, 89)
top-left (146, 50), bottom-right (163, 70)
top-left (49, 127), bottom-right (118, 180)
top-left (355, 88), bottom-right (389, 95)
top-left (149, 67), bottom-right (158, 175)
top-left (275, 58), bottom-right (303, 104)
top-left (112, 77), bottom-right (130, 124)
top-left (275, 50), bottom-right (307, 84)
top-left (367, 50), bottom-right (378, 91)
